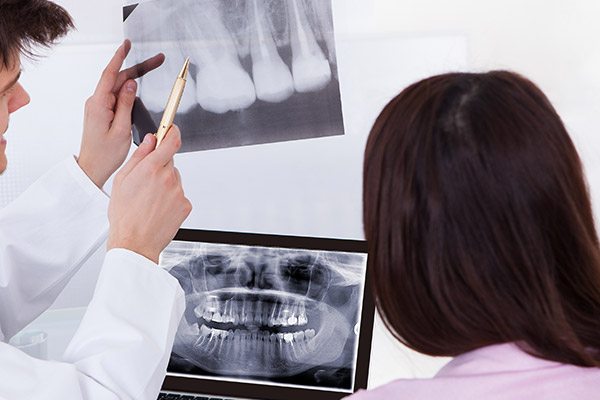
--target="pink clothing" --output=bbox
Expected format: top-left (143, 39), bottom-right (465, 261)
top-left (348, 343), bottom-right (600, 399)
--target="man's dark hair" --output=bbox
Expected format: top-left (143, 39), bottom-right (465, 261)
top-left (363, 71), bottom-right (600, 367)
top-left (0, 0), bottom-right (74, 68)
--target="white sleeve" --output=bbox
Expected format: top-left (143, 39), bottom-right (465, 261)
top-left (0, 157), bottom-right (109, 341)
top-left (0, 248), bottom-right (185, 400)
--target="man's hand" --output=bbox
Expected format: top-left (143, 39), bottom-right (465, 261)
top-left (107, 125), bottom-right (192, 264)
top-left (77, 40), bottom-right (165, 189)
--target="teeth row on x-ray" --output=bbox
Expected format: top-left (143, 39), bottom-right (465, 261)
top-left (127, 0), bottom-right (336, 114)
top-left (195, 299), bottom-right (309, 327)
top-left (191, 324), bottom-right (318, 363)
top-left (199, 325), bottom-right (317, 340)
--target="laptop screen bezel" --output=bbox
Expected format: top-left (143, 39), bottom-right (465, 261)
top-left (161, 229), bottom-right (375, 400)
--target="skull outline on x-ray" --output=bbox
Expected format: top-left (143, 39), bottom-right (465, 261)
top-left (163, 241), bottom-right (366, 379)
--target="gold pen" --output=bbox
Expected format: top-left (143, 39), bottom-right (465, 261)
top-left (155, 57), bottom-right (190, 147)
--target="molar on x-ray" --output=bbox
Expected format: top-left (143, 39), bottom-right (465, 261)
top-left (162, 241), bottom-right (366, 390)
top-left (124, 0), bottom-right (344, 153)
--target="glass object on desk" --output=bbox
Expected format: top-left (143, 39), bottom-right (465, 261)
top-left (9, 330), bottom-right (48, 360)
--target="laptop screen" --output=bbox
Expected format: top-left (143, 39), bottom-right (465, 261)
top-left (159, 230), bottom-right (373, 399)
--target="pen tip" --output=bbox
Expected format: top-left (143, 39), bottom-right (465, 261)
top-left (179, 57), bottom-right (190, 79)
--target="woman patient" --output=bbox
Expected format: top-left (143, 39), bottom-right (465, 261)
top-left (350, 71), bottom-right (600, 399)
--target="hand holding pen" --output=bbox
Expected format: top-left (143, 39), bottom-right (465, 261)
top-left (108, 126), bottom-right (192, 264)
top-left (107, 56), bottom-right (193, 262)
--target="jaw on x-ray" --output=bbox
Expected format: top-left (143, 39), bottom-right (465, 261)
top-left (124, 0), bottom-right (344, 153)
top-left (163, 242), bottom-right (366, 389)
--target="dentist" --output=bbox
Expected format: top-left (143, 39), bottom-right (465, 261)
top-left (0, 1), bottom-right (191, 398)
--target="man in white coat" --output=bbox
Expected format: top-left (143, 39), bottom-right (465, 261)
top-left (0, 1), bottom-right (192, 398)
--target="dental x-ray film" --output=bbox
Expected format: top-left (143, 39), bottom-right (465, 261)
top-left (161, 238), bottom-right (368, 392)
top-left (123, 0), bottom-right (344, 153)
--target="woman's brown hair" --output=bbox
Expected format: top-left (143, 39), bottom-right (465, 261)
top-left (363, 71), bottom-right (600, 367)
top-left (0, 0), bottom-right (74, 68)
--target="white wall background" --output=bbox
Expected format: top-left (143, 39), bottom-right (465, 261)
top-left (2, 0), bottom-right (600, 389)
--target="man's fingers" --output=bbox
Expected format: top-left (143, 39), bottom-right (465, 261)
top-left (147, 125), bottom-right (182, 167)
top-left (117, 133), bottom-right (156, 179)
top-left (95, 40), bottom-right (131, 95)
top-left (110, 80), bottom-right (137, 137)
top-left (112, 53), bottom-right (165, 94)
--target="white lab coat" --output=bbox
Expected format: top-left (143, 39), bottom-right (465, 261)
top-left (0, 157), bottom-right (185, 400)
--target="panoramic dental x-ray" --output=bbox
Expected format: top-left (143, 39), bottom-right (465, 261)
top-left (124, 0), bottom-right (344, 153)
top-left (161, 241), bottom-right (367, 391)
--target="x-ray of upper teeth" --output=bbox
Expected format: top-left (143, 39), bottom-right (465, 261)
top-left (161, 241), bottom-right (367, 390)
top-left (123, 0), bottom-right (344, 153)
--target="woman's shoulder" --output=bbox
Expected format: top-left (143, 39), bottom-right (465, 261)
top-left (346, 343), bottom-right (600, 400)
top-left (345, 376), bottom-right (463, 400)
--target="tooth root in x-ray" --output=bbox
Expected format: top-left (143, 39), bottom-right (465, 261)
top-left (302, 0), bottom-right (324, 43)
top-left (139, 47), bottom-right (198, 114)
top-left (181, 0), bottom-right (256, 114)
top-left (264, 0), bottom-right (290, 49)
top-left (222, 0), bottom-right (251, 59)
top-left (249, 0), bottom-right (294, 103)
top-left (287, 0), bottom-right (332, 93)
top-left (309, 0), bottom-right (337, 68)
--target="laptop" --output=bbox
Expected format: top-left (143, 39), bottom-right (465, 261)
top-left (157, 229), bottom-right (375, 400)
